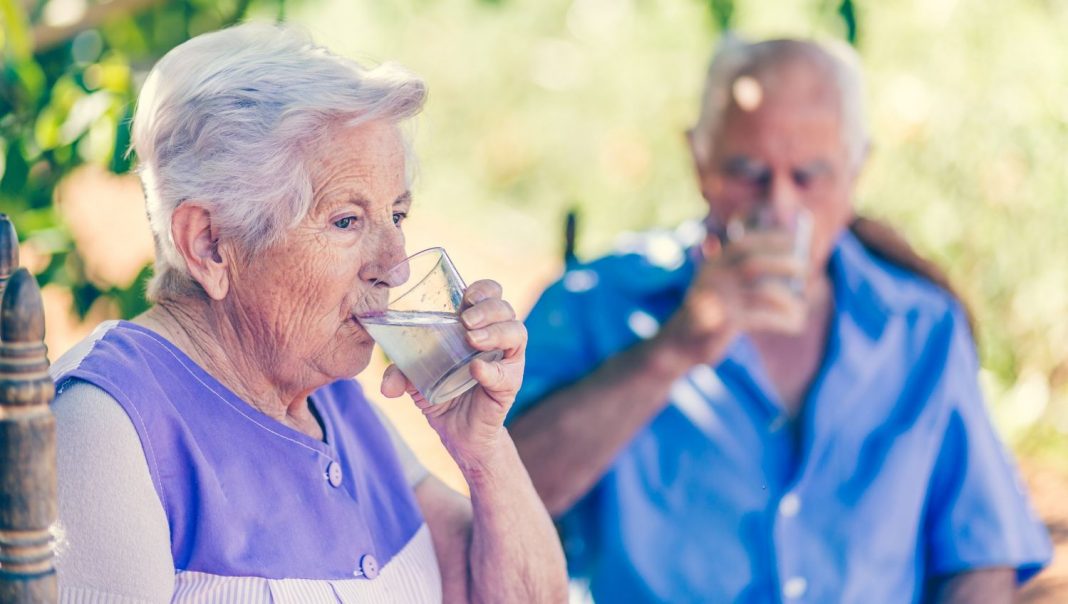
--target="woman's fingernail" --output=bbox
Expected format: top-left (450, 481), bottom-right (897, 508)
top-left (467, 290), bottom-right (490, 304)
top-left (462, 308), bottom-right (484, 327)
top-left (469, 329), bottom-right (487, 343)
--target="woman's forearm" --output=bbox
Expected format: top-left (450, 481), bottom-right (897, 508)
top-left (461, 432), bottom-right (568, 604)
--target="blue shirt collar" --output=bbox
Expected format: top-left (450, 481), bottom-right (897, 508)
top-left (714, 228), bottom-right (896, 418)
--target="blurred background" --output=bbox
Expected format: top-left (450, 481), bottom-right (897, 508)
top-left (2, 0), bottom-right (1067, 599)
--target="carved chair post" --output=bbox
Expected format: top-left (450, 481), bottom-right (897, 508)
top-left (0, 214), bottom-right (57, 603)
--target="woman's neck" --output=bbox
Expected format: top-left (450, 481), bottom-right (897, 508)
top-left (133, 299), bottom-right (324, 440)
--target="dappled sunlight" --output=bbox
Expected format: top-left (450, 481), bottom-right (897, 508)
top-left (55, 166), bottom-right (153, 289)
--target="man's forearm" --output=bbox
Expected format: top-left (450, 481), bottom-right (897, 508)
top-left (928, 567), bottom-right (1016, 604)
top-left (464, 434), bottom-right (568, 604)
top-left (508, 335), bottom-right (695, 516)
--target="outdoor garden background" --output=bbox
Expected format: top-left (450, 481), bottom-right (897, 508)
top-left (2, 0), bottom-right (1066, 599)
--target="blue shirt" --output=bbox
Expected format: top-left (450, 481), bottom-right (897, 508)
top-left (510, 224), bottom-right (1051, 603)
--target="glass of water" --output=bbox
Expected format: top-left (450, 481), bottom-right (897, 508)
top-left (356, 247), bottom-right (504, 405)
top-left (706, 204), bottom-right (814, 294)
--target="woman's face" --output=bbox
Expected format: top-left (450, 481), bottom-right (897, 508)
top-left (226, 120), bottom-right (410, 389)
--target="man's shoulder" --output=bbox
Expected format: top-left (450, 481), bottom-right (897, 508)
top-left (539, 221), bottom-right (701, 303)
top-left (839, 232), bottom-right (963, 322)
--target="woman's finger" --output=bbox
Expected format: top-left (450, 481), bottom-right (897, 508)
top-left (469, 357), bottom-right (517, 406)
top-left (465, 320), bottom-right (527, 357)
top-left (381, 364), bottom-right (412, 398)
top-left (461, 279), bottom-right (504, 310)
top-left (461, 297), bottom-right (516, 329)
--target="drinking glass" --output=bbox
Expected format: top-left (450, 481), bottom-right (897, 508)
top-left (356, 247), bottom-right (503, 405)
top-left (706, 204), bottom-right (814, 294)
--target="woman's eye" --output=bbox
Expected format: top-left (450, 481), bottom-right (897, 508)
top-left (334, 216), bottom-right (357, 229)
top-left (392, 212), bottom-right (407, 226)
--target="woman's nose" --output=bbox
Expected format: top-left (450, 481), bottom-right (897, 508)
top-left (359, 224), bottom-right (407, 286)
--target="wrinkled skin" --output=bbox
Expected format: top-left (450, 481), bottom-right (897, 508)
top-left (225, 120), bottom-right (527, 462)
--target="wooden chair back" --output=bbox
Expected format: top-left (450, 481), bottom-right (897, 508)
top-left (0, 214), bottom-right (57, 603)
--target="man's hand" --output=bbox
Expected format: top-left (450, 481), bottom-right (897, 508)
top-left (655, 229), bottom-right (807, 369)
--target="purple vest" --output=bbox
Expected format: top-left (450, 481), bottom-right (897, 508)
top-left (54, 321), bottom-right (425, 580)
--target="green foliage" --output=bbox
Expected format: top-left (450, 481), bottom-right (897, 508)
top-left (1, 0), bottom-right (294, 320)
top-left (707, 0), bottom-right (735, 32)
top-left (284, 0), bottom-right (1067, 452)
top-left (837, 0), bottom-right (858, 45)
top-left (2, 0), bottom-right (1066, 454)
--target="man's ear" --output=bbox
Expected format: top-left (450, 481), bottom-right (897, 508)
top-left (852, 140), bottom-right (872, 181)
top-left (686, 127), bottom-right (717, 202)
top-left (170, 203), bottom-right (230, 300)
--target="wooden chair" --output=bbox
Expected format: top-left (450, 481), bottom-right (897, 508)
top-left (0, 214), bottom-right (57, 602)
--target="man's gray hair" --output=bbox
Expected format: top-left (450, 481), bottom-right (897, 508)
top-left (132, 22), bottom-right (427, 301)
top-left (692, 35), bottom-right (869, 167)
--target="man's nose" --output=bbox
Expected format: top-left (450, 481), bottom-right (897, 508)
top-left (767, 171), bottom-right (802, 221)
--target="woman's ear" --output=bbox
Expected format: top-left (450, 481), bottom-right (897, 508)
top-left (170, 203), bottom-right (230, 300)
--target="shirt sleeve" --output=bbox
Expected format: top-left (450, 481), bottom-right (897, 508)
top-left (506, 275), bottom-right (609, 579)
top-left (506, 278), bottom-right (600, 424)
top-left (368, 403), bottom-right (429, 488)
top-left (52, 379), bottom-right (175, 602)
top-left (923, 306), bottom-right (1052, 583)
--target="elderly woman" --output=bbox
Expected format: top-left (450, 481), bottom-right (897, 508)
top-left (48, 23), bottom-right (567, 602)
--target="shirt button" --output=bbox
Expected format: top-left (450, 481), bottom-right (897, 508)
top-left (326, 461), bottom-right (343, 488)
top-left (779, 493), bottom-right (801, 518)
top-left (783, 576), bottom-right (807, 599)
top-left (358, 553), bottom-right (379, 580)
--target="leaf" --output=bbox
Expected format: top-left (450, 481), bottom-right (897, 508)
top-left (0, 140), bottom-right (28, 194)
top-left (15, 60), bottom-right (47, 105)
top-left (707, 0), bottom-right (735, 32)
top-left (109, 263), bottom-right (153, 318)
top-left (0, 0), bottom-right (33, 60)
top-left (110, 103), bottom-right (133, 173)
top-left (838, 0), bottom-right (858, 46)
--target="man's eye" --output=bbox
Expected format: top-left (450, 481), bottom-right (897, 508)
top-left (334, 216), bottom-right (357, 229)
top-left (392, 212), bottom-right (407, 225)
top-left (722, 159), bottom-right (770, 187)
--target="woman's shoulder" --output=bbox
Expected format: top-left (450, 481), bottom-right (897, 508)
top-left (52, 379), bottom-right (176, 598)
top-left (49, 320), bottom-right (123, 380)
top-left (50, 319), bottom-right (185, 388)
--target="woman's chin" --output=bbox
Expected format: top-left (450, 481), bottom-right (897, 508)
top-left (340, 342), bottom-right (375, 378)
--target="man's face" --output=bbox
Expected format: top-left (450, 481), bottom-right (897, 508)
top-left (692, 66), bottom-right (859, 276)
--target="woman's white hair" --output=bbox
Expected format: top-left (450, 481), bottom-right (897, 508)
top-left (132, 22), bottom-right (426, 302)
top-left (692, 35), bottom-right (869, 168)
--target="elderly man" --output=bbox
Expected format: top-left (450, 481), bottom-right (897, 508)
top-left (507, 38), bottom-right (1051, 603)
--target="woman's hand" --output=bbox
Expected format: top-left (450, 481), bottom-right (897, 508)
top-left (380, 279), bottom-right (525, 472)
